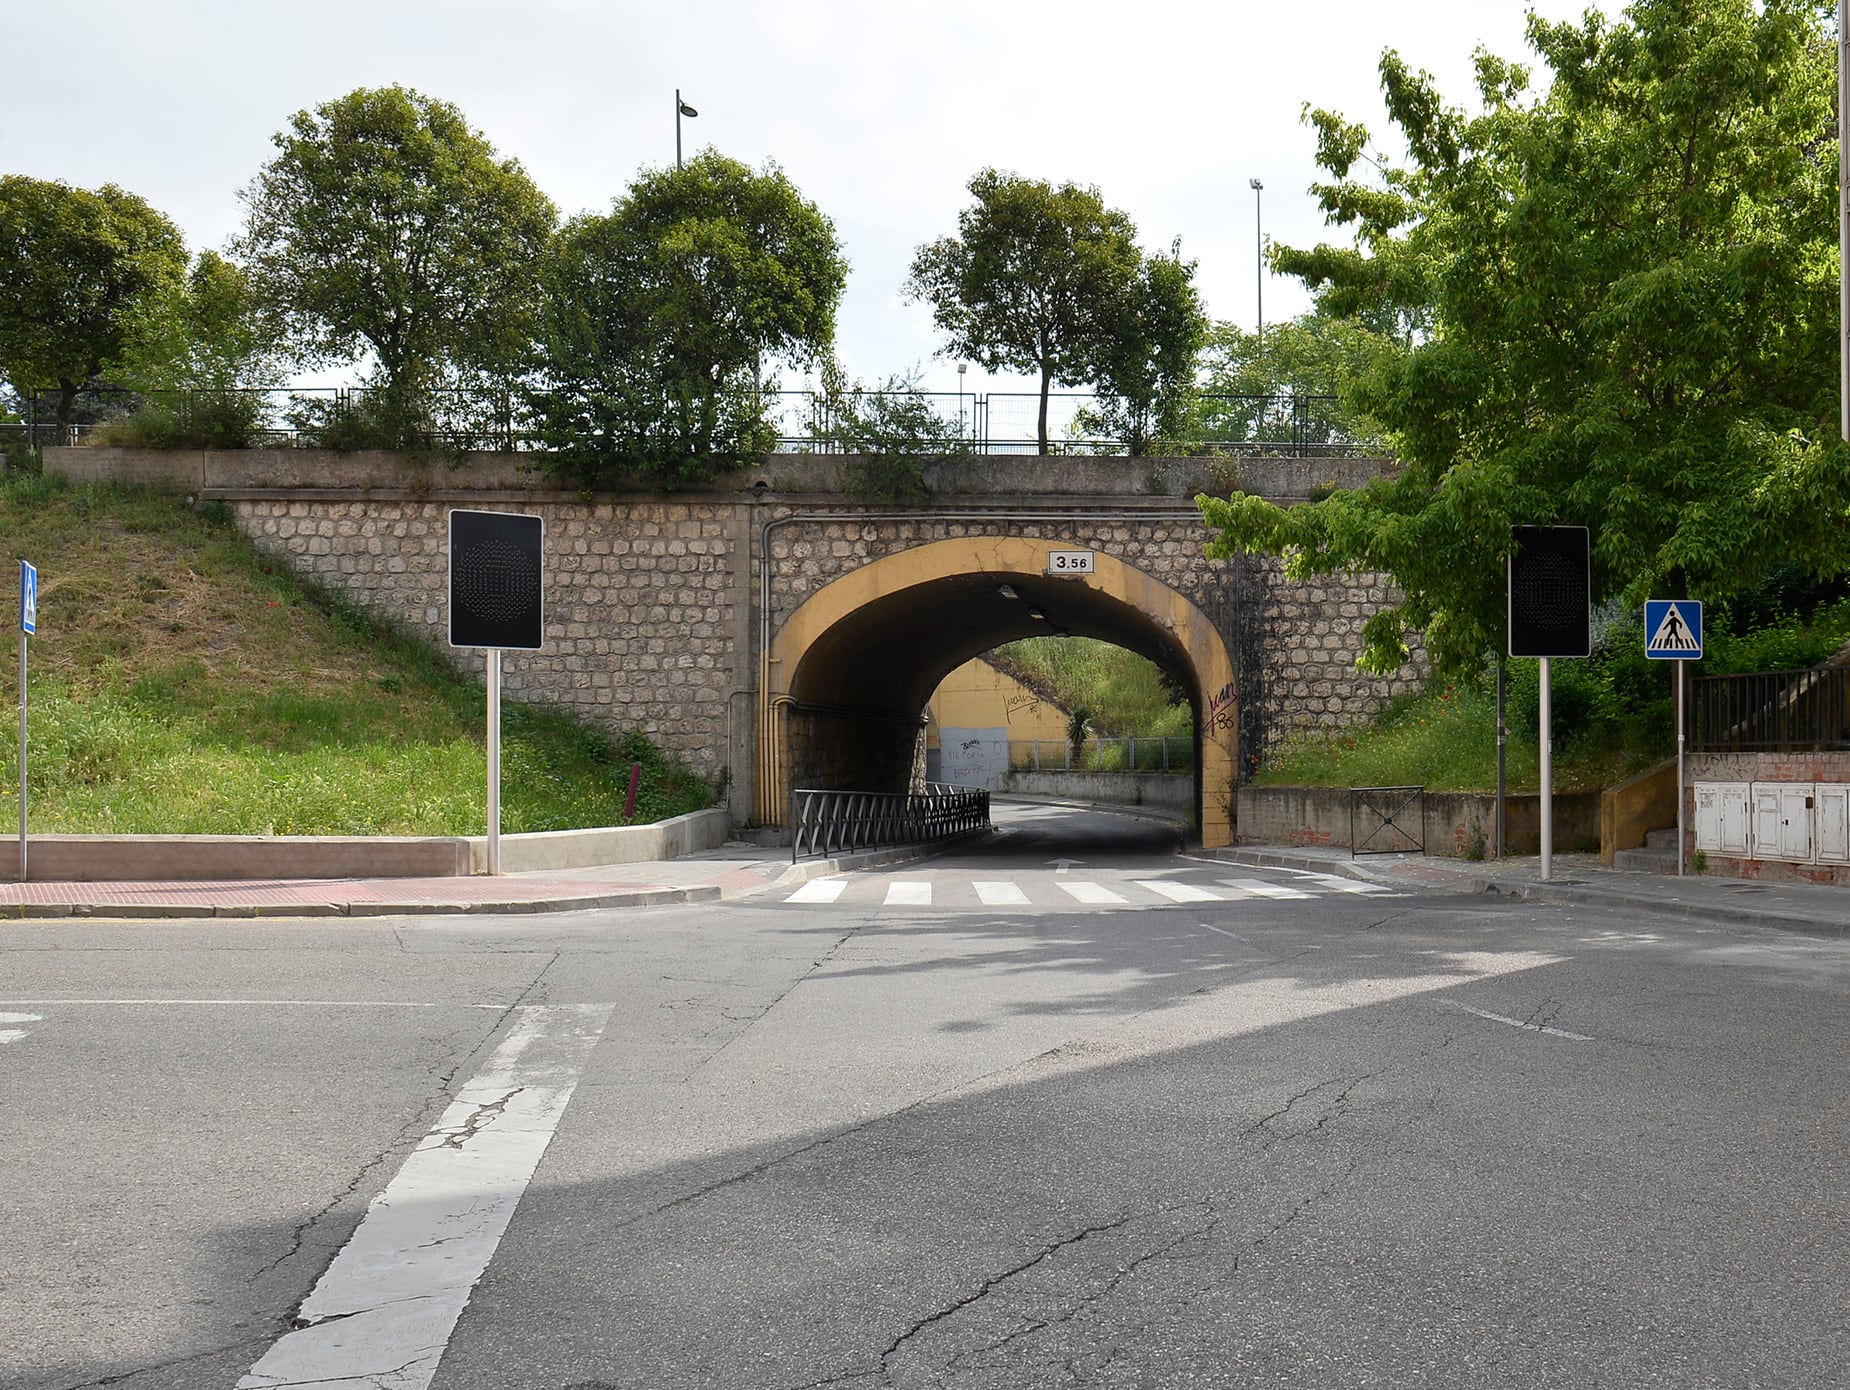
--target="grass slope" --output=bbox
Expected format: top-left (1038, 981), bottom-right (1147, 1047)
top-left (0, 476), bottom-right (711, 835)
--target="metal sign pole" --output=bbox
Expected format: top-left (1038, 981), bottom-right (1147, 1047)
top-left (1539, 656), bottom-right (1553, 882)
top-left (487, 649), bottom-right (501, 876)
top-left (16, 626), bottom-right (25, 884)
top-left (1676, 659), bottom-right (1686, 877)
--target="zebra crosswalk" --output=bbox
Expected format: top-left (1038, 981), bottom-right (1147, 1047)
top-left (773, 871), bottom-right (1395, 911)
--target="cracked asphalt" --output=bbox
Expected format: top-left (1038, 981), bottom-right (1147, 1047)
top-left (3, 805), bottom-right (1847, 1389)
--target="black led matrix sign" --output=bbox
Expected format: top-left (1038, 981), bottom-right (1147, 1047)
top-left (449, 509), bottom-right (544, 651)
top-left (1508, 525), bottom-right (1590, 659)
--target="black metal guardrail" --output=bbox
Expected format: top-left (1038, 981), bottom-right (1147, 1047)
top-left (1691, 666), bottom-right (1850, 751)
top-left (1350, 785), bottom-right (1425, 857)
top-left (790, 784), bottom-right (990, 862)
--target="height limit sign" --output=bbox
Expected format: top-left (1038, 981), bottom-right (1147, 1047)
top-left (449, 510), bottom-right (544, 650)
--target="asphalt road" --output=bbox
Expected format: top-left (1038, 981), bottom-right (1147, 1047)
top-left (3, 804), bottom-right (1846, 1389)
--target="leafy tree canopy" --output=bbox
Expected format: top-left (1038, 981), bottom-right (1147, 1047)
top-left (530, 151), bottom-right (846, 489)
top-left (235, 85), bottom-right (557, 440)
top-left (1083, 243), bottom-right (1209, 456)
top-left (907, 170), bottom-right (1151, 454)
top-left (1199, 0), bottom-right (1850, 679)
top-left (1193, 311), bottom-right (1395, 451)
top-left (0, 175), bottom-right (186, 430)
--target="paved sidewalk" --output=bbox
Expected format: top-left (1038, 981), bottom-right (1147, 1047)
top-left (0, 845), bottom-right (819, 919)
top-left (1206, 843), bottom-right (1849, 938)
top-left (0, 838), bottom-right (962, 920)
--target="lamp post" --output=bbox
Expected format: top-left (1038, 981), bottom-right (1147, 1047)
top-left (1249, 178), bottom-right (1265, 347)
top-left (957, 363), bottom-right (968, 442)
top-left (676, 90), bottom-right (698, 169)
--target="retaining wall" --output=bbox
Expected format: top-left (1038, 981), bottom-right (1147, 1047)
top-left (1237, 785), bottom-right (1601, 858)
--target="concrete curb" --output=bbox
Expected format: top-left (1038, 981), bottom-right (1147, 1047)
top-left (1198, 845), bottom-right (1849, 939)
top-left (1190, 847), bottom-right (1392, 884)
top-left (1470, 877), bottom-right (1850, 938)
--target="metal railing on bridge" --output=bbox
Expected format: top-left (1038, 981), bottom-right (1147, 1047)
top-left (790, 784), bottom-right (990, 862)
top-left (10, 385), bottom-right (1378, 461)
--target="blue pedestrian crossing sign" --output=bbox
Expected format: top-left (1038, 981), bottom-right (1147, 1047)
top-left (1644, 599), bottom-right (1701, 659)
top-left (18, 560), bottom-right (35, 636)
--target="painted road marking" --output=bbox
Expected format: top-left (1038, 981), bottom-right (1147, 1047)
top-left (238, 1003), bottom-right (613, 1390)
top-left (884, 881), bottom-right (932, 906)
top-left (786, 878), bottom-right (848, 904)
top-left (1444, 1000), bottom-right (1593, 1042)
top-left (0, 1011), bottom-right (41, 1044)
top-left (0, 999), bottom-right (507, 1009)
top-left (1299, 873), bottom-right (1393, 895)
top-left (1136, 879), bottom-right (1222, 903)
top-left (1058, 881), bottom-right (1129, 905)
top-left (1220, 878), bottom-right (1314, 900)
top-left (974, 881), bottom-right (1030, 906)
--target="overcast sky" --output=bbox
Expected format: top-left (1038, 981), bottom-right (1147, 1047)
top-left (3, 0), bottom-right (1592, 395)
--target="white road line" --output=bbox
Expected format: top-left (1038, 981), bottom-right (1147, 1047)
top-left (238, 1003), bottom-right (613, 1390)
top-left (884, 882), bottom-right (932, 906)
top-left (973, 881), bottom-right (1030, 906)
top-left (1219, 878), bottom-right (1314, 900)
top-left (785, 879), bottom-right (848, 904)
top-left (1443, 1000), bottom-right (1593, 1041)
top-left (0, 1030), bottom-right (30, 1044)
top-left (1301, 874), bottom-right (1393, 895)
top-left (1058, 881), bottom-right (1129, 905)
top-left (0, 999), bottom-right (506, 1009)
top-left (1136, 880), bottom-right (1222, 903)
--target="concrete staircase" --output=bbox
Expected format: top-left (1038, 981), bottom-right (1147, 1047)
top-left (1612, 826), bottom-right (1682, 875)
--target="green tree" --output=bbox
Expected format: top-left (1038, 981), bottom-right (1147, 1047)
top-left (1198, 0), bottom-right (1849, 679)
top-left (235, 85), bottom-right (557, 447)
top-left (1081, 244), bottom-right (1209, 456)
top-left (807, 359), bottom-right (966, 502)
top-left (0, 176), bottom-right (186, 435)
top-left (530, 152), bottom-right (846, 488)
top-left (1193, 311), bottom-right (1393, 450)
top-left (115, 251), bottom-right (285, 447)
top-left (907, 170), bottom-right (1146, 454)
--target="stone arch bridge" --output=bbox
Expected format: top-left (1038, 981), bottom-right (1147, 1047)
top-left (55, 447), bottom-right (1419, 848)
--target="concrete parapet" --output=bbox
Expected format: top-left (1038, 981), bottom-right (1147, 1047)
top-left (2, 834), bottom-right (472, 882)
top-left (1238, 785), bottom-right (1601, 858)
top-left (999, 770), bottom-right (1192, 813)
top-left (1600, 759), bottom-right (1678, 866)
top-left (465, 808), bottom-right (733, 873)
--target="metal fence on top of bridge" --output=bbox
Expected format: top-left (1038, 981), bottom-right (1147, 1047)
top-left (6, 385), bottom-right (1377, 460)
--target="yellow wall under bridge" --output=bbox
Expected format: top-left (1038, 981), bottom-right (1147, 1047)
top-left (760, 536), bottom-right (1237, 848)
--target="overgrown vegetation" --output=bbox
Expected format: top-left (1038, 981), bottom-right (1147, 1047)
top-left (988, 636), bottom-right (1191, 739)
top-left (0, 476), bottom-right (711, 834)
top-left (1260, 576), bottom-right (1850, 793)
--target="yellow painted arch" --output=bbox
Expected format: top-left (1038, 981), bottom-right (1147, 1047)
top-left (760, 535), bottom-right (1237, 847)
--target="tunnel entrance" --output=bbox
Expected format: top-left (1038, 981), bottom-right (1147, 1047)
top-left (759, 537), bottom-right (1236, 847)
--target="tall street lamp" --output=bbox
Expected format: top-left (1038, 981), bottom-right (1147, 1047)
top-left (676, 90), bottom-right (698, 169)
top-left (1249, 178), bottom-right (1265, 348)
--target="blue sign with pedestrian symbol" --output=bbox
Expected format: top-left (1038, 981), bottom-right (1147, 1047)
top-left (1644, 599), bottom-right (1701, 660)
top-left (19, 560), bottom-right (35, 636)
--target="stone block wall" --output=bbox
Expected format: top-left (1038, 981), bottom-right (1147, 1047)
top-left (232, 497), bottom-right (755, 798)
top-left (762, 509), bottom-right (1422, 763)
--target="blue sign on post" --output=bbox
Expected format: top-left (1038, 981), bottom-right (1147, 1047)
top-left (1644, 599), bottom-right (1701, 659)
top-left (19, 560), bottom-right (35, 636)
